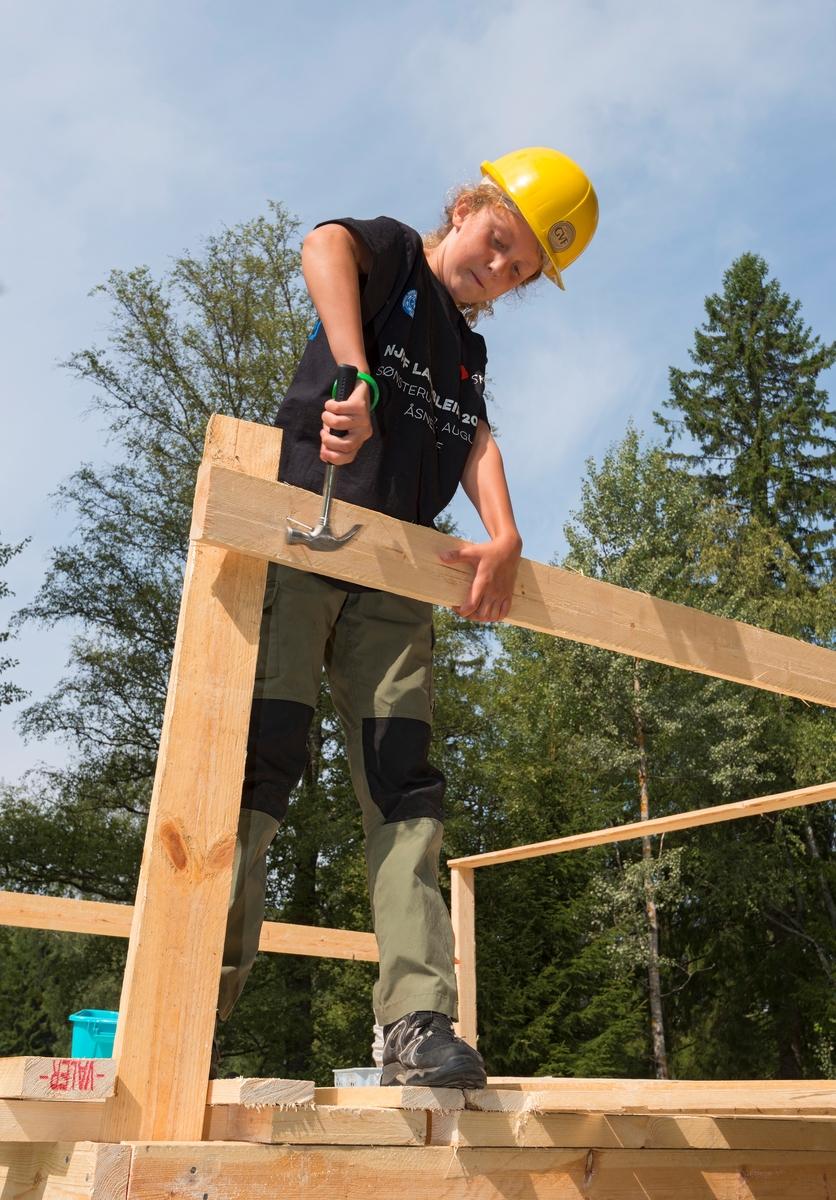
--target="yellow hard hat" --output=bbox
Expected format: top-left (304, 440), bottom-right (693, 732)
top-left (481, 147), bottom-right (598, 290)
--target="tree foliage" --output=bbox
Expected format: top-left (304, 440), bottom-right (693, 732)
top-left (4, 229), bottom-right (836, 1082)
top-left (657, 252), bottom-right (836, 571)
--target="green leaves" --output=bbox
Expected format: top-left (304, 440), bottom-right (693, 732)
top-left (67, 202), bottom-right (314, 483)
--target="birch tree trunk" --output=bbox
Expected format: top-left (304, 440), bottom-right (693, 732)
top-left (633, 662), bottom-right (669, 1080)
top-left (805, 822), bottom-right (836, 929)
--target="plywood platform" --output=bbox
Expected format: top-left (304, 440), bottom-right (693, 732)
top-left (2, 1073), bottom-right (835, 1199)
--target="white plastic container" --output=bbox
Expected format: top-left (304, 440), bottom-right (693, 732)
top-left (332, 1067), bottom-right (383, 1087)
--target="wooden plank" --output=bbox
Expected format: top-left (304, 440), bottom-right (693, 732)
top-left (205, 1104), bottom-right (427, 1145)
top-left (428, 1110), bottom-right (514, 1147)
top-left (0, 1141), bottom-right (130, 1200)
top-left (0, 1057), bottom-right (116, 1100)
top-left (124, 1141), bottom-right (836, 1200)
top-left (308, 1079), bottom-right (836, 1117)
top-left (0, 891), bottom-right (379, 962)
top-left (448, 780), bottom-right (836, 869)
top-left (470, 1078), bottom-right (836, 1115)
top-left (314, 1086), bottom-right (464, 1111)
top-left (450, 866), bottom-right (476, 1046)
top-left (256, 920), bottom-right (378, 960)
top-left (489, 1074), bottom-right (836, 1090)
top-left (102, 416), bottom-right (284, 1144)
top-left (205, 1078), bottom-right (314, 1107)
top-left (0, 1100), bottom-right (105, 1143)
top-left (191, 445), bottom-right (836, 707)
top-left (0, 892), bottom-right (134, 938)
top-left (429, 1108), bottom-right (836, 1150)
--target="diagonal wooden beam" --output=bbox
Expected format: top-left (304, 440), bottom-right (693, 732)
top-left (447, 779), bottom-right (836, 870)
top-left (190, 451), bottom-right (836, 708)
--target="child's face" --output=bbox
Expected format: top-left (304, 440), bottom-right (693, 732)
top-left (435, 200), bottom-right (543, 305)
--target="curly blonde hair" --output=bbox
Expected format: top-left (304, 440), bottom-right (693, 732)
top-left (423, 180), bottom-right (548, 326)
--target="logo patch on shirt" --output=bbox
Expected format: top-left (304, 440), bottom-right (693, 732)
top-left (402, 289), bottom-right (417, 318)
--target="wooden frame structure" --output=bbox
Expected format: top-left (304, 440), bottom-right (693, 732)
top-left (3, 414), bottom-right (836, 1197)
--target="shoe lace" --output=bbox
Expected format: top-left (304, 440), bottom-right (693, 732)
top-left (407, 1010), bottom-right (459, 1047)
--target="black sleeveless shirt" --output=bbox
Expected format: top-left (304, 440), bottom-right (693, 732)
top-left (275, 216), bottom-right (489, 529)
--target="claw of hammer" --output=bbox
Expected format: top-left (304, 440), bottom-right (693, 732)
top-left (286, 515), bottom-right (361, 552)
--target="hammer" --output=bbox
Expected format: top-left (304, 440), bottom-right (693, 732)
top-left (285, 362), bottom-right (362, 551)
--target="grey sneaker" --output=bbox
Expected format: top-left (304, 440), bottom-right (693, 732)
top-left (381, 1010), bottom-right (486, 1089)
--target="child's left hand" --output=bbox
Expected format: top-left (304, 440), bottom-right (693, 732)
top-left (439, 533), bottom-right (522, 623)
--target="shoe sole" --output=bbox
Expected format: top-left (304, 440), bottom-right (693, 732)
top-left (381, 1058), bottom-right (487, 1090)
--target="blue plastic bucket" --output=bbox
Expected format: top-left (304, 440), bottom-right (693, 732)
top-left (68, 1010), bottom-right (119, 1058)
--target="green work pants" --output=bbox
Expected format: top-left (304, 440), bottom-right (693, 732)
top-left (218, 564), bottom-right (457, 1027)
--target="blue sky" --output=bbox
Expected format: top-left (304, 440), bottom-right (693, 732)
top-left (1, 0), bottom-right (835, 777)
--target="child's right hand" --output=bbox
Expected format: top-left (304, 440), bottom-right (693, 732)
top-left (320, 377), bottom-right (374, 466)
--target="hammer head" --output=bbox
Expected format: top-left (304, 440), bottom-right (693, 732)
top-left (286, 518), bottom-right (362, 552)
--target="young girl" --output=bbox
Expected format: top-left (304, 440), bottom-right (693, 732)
top-left (216, 148), bottom-right (598, 1088)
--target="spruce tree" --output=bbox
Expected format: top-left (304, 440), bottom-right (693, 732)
top-left (656, 253), bottom-right (836, 572)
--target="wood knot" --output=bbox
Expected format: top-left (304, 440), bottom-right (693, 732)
top-left (205, 833), bottom-right (236, 874)
top-left (582, 1148), bottom-right (596, 1187)
top-left (159, 821), bottom-right (189, 872)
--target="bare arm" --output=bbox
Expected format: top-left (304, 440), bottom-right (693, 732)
top-left (440, 420), bottom-right (522, 622)
top-left (301, 224), bottom-right (374, 465)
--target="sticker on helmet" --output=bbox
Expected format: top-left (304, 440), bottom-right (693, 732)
top-left (402, 289), bottom-right (417, 317)
top-left (547, 221), bottom-right (576, 253)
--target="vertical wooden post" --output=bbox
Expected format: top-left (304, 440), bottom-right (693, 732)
top-left (450, 865), bottom-right (477, 1047)
top-left (103, 416), bottom-right (283, 1142)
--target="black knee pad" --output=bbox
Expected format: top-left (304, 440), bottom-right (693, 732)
top-left (241, 699), bottom-right (314, 822)
top-left (362, 717), bottom-right (446, 824)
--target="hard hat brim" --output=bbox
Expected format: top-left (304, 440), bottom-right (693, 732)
top-left (543, 261), bottom-right (565, 290)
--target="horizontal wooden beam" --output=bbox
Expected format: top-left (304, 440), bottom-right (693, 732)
top-left (447, 780), bottom-right (836, 869)
top-left (205, 1077), bottom-right (314, 1107)
top-left (0, 1100), bottom-right (105, 1144)
top-left (0, 1057), bottom-right (115, 1101)
top-left (314, 1086), bottom-right (465, 1112)
top-left (473, 1077), bottom-right (836, 1115)
top-left (429, 1109), bottom-right (836, 1151)
top-left (310, 1076), bottom-right (836, 1117)
top-left (0, 891), bottom-right (378, 961)
top-left (1, 1087), bottom-right (311, 1145)
top-left (204, 1103), bottom-right (428, 1146)
top-left (0, 1141), bottom-right (131, 1200)
top-left (124, 1141), bottom-right (836, 1200)
top-left (191, 454), bottom-right (836, 707)
top-left (0, 893), bottom-right (134, 939)
top-left (7, 1091), bottom-right (836, 1152)
top-left (257, 919), bottom-right (378, 961)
